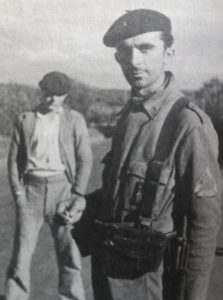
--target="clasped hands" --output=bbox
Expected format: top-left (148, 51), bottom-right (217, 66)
top-left (56, 194), bottom-right (86, 227)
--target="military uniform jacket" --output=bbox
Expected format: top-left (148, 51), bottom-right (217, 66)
top-left (101, 74), bottom-right (221, 300)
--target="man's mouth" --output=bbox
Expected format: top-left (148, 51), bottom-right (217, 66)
top-left (132, 70), bottom-right (145, 77)
top-left (132, 73), bottom-right (144, 80)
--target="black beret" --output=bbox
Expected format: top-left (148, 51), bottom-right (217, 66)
top-left (103, 9), bottom-right (171, 47)
top-left (39, 71), bottom-right (71, 96)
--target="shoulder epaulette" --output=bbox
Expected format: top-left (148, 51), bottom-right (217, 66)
top-left (185, 102), bottom-right (204, 124)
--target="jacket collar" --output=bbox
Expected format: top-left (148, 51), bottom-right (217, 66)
top-left (130, 72), bottom-right (182, 119)
top-left (34, 103), bottom-right (63, 117)
top-left (25, 104), bottom-right (72, 146)
top-left (58, 105), bottom-right (74, 143)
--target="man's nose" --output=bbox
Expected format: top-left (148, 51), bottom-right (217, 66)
top-left (130, 48), bottom-right (142, 67)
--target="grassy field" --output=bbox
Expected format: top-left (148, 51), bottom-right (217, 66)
top-left (0, 138), bottom-right (223, 299)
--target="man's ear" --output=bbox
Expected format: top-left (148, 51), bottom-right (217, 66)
top-left (164, 47), bottom-right (175, 64)
top-left (115, 52), bottom-right (121, 64)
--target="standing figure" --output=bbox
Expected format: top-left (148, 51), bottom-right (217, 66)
top-left (5, 71), bottom-right (92, 300)
top-left (91, 9), bottom-right (221, 300)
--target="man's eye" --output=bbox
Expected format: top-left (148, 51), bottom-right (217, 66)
top-left (138, 44), bottom-right (154, 52)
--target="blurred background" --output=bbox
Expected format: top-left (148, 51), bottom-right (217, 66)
top-left (0, 0), bottom-right (223, 160)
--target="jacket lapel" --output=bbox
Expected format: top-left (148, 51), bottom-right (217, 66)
top-left (59, 106), bottom-right (73, 147)
top-left (22, 113), bottom-right (36, 148)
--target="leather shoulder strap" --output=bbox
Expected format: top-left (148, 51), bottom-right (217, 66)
top-left (141, 97), bottom-right (190, 219)
top-left (154, 97), bottom-right (190, 162)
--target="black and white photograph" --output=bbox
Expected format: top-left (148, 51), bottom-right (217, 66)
top-left (0, 1), bottom-right (223, 300)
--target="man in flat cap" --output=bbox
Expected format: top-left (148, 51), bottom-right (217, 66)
top-left (5, 71), bottom-right (92, 300)
top-left (91, 9), bottom-right (221, 300)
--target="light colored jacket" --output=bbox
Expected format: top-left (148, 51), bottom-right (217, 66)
top-left (102, 75), bottom-right (221, 300)
top-left (8, 105), bottom-right (92, 196)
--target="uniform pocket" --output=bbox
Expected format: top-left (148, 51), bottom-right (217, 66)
top-left (116, 160), bottom-right (173, 221)
top-left (126, 160), bottom-right (172, 217)
top-left (119, 161), bottom-right (147, 209)
top-left (125, 161), bottom-right (147, 179)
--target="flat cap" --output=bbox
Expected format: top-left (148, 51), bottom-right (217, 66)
top-left (39, 71), bottom-right (71, 96)
top-left (103, 9), bottom-right (171, 47)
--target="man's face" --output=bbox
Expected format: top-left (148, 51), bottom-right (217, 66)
top-left (115, 31), bottom-right (173, 91)
top-left (41, 93), bottom-right (67, 111)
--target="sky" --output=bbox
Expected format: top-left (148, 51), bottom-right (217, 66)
top-left (0, 0), bottom-right (223, 90)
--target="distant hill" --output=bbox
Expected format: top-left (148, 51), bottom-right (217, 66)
top-left (67, 79), bottom-right (129, 123)
top-left (0, 83), bottom-right (40, 135)
top-left (0, 76), bottom-right (222, 138)
top-left (0, 79), bottom-right (130, 136)
top-left (0, 79), bottom-right (199, 137)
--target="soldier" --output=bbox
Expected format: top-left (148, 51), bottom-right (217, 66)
top-left (91, 9), bottom-right (222, 300)
top-left (5, 71), bottom-right (92, 300)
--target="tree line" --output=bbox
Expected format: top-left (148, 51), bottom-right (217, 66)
top-left (0, 77), bottom-right (223, 144)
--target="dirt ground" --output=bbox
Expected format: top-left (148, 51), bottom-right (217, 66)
top-left (0, 139), bottom-right (223, 299)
